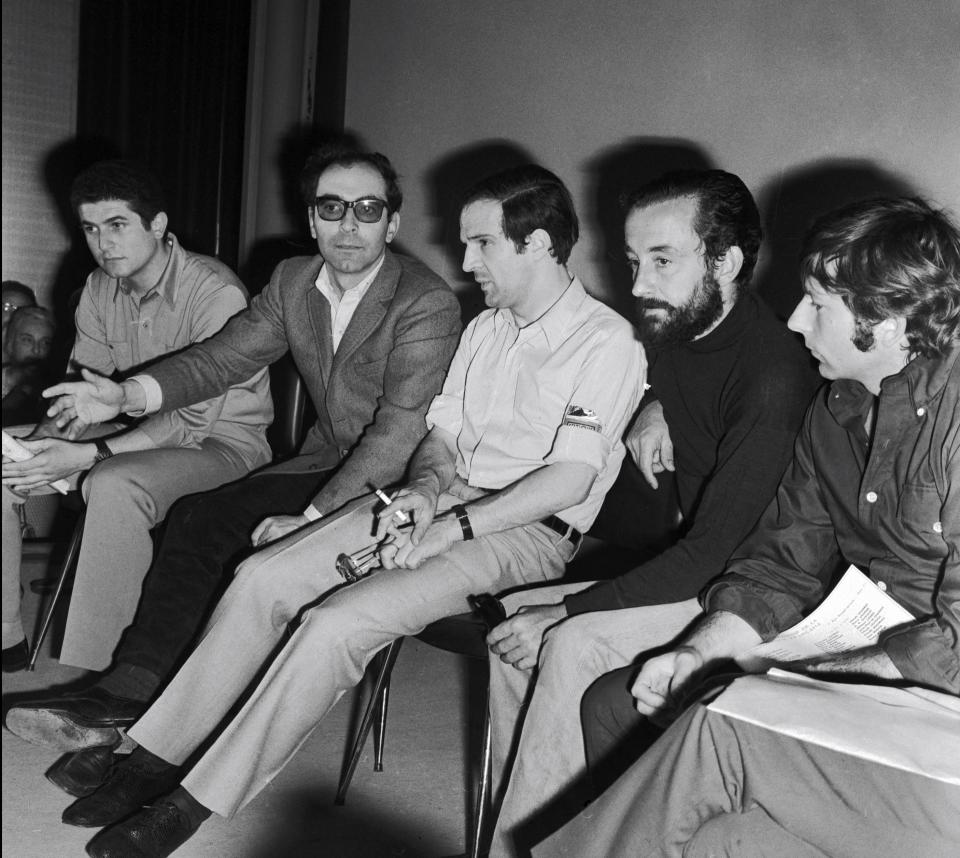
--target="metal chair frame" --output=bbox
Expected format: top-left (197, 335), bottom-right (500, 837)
top-left (336, 635), bottom-right (493, 858)
top-left (28, 507), bottom-right (85, 671)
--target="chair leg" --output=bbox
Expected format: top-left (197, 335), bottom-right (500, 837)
top-left (373, 661), bottom-right (392, 772)
top-left (28, 511), bottom-right (85, 671)
top-left (469, 690), bottom-right (494, 858)
top-left (335, 637), bottom-right (404, 805)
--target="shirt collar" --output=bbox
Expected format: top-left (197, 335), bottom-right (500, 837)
top-left (494, 276), bottom-right (588, 350)
top-left (827, 342), bottom-right (960, 427)
top-left (113, 234), bottom-right (180, 308)
top-left (315, 252), bottom-right (385, 305)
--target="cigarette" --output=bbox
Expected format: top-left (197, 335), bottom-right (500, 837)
top-left (373, 487), bottom-right (411, 524)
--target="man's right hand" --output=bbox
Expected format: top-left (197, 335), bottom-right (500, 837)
top-left (43, 368), bottom-right (135, 429)
top-left (630, 646), bottom-right (703, 726)
top-left (625, 400), bottom-right (674, 489)
top-left (375, 480), bottom-right (440, 545)
top-left (486, 603), bottom-right (567, 671)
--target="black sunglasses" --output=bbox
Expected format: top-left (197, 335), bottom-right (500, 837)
top-left (314, 195), bottom-right (388, 224)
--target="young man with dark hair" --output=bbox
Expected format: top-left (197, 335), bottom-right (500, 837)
top-left (484, 169), bottom-right (819, 857)
top-left (543, 196), bottom-right (960, 858)
top-left (1, 160), bottom-right (272, 673)
top-left (31, 163), bottom-right (645, 858)
top-left (5, 144), bottom-right (459, 709)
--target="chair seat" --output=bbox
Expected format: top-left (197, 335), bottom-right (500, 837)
top-left (415, 611), bottom-right (489, 660)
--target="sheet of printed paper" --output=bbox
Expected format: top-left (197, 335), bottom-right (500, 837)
top-left (736, 565), bottom-right (914, 670)
top-left (708, 670), bottom-right (960, 783)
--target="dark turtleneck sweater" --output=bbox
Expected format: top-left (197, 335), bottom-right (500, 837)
top-left (566, 291), bottom-right (820, 615)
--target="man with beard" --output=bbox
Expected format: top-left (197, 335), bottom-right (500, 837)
top-left (484, 169), bottom-right (819, 857)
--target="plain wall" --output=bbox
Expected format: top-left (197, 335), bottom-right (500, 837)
top-left (1, 0), bottom-right (79, 309)
top-left (344, 0), bottom-right (960, 313)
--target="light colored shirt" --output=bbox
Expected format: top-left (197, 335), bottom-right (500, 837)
top-left (299, 255), bottom-right (386, 521)
top-left (75, 234), bottom-right (271, 471)
top-left (426, 277), bottom-right (646, 532)
top-left (315, 255), bottom-right (384, 352)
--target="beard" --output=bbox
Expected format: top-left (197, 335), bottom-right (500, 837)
top-left (635, 272), bottom-right (725, 348)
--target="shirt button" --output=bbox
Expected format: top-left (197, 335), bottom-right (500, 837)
top-left (865, 491), bottom-right (878, 503)
top-left (916, 406), bottom-right (925, 417)
top-left (876, 580), bottom-right (887, 592)
top-left (933, 521), bottom-right (943, 533)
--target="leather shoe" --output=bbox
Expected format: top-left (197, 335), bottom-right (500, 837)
top-left (5, 687), bottom-right (143, 751)
top-left (85, 800), bottom-right (201, 858)
top-left (46, 744), bottom-right (119, 797)
top-left (2, 639), bottom-right (29, 672)
top-left (62, 756), bottom-right (179, 828)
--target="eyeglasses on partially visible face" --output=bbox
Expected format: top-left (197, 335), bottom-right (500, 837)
top-left (313, 195), bottom-right (389, 224)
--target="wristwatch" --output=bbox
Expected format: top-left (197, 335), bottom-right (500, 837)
top-left (92, 438), bottom-right (114, 464)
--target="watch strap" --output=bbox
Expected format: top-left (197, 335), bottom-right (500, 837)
top-left (93, 438), bottom-right (114, 463)
top-left (451, 503), bottom-right (474, 541)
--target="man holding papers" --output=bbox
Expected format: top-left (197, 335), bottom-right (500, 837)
top-left (537, 196), bottom-right (959, 857)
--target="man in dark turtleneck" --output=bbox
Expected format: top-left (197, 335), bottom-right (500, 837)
top-left (485, 170), bottom-right (820, 858)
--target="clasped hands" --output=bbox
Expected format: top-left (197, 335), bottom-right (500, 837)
top-left (373, 481), bottom-right (460, 570)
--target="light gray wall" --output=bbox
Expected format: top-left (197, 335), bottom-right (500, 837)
top-left (344, 0), bottom-right (960, 307)
top-left (1, 0), bottom-right (79, 308)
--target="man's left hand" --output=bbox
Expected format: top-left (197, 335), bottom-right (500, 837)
top-left (379, 515), bottom-right (459, 570)
top-left (486, 603), bottom-right (567, 670)
top-left (1, 437), bottom-right (93, 491)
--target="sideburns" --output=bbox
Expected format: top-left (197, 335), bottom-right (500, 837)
top-left (852, 318), bottom-right (875, 352)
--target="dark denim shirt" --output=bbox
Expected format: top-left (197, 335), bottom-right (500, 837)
top-left (704, 344), bottom-right (959, 694)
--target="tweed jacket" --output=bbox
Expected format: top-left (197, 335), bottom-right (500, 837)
top-left (144, 248), bottom-right (461, 514)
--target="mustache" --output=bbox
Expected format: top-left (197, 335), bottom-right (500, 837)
top-left (636, 298), bottom-right (673, 313)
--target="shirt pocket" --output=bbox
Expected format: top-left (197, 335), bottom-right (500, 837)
top-left (896, 480), bottom-right (946, 556)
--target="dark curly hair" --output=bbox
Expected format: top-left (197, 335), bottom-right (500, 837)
top-left (621, 169), bottom-right (762, 289)
top-left (463, 165), bottom-right (579, 265)
top-left (299, 144), bottom-right (402, 214)
top-left (800, 197), bottom-right (960, 358)
top-left (70, 160), bottom-right (166, 228)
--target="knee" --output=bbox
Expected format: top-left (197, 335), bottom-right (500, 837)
top-left (540, 614), bottom-right (601, 671)
top-left (83, 458), bottom-right (157, 518)
top-left (581, 666), bottom-right (636, 736)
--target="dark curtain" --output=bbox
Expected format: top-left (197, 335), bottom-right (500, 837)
top-left (76, 0), bottom-right (251, 270)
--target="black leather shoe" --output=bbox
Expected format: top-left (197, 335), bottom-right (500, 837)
top-left (85, 800), bottom-right (201, 858)
top-left (5, 687), bottom-right (144, 751)
top-left (46, 744), bottom-right (119, 797)
top-left (62, 756), bottom-right (180, 828)
top-left (2, 639), bottom-right (29, 672)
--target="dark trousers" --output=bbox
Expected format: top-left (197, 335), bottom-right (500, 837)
top-left (115, 470), bottom-right (326, 681)
top-left (580, 665), bottom-right (663, 797)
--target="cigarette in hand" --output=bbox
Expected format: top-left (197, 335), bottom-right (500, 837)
top-left (373, 487), bottom-right (411, 524)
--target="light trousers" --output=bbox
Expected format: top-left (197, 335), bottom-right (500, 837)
top-left (129, 490), bottom-right (575, 818)
top-left (488, 590), bottom-right (701, 858)
top-left (1, 433), bottom-right (250, 667)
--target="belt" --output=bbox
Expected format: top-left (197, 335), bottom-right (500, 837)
top-left (540, 514), bottom-right (582, 545)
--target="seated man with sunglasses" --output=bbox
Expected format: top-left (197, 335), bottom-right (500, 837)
top-left (6, 144), bottom-right (462, 767)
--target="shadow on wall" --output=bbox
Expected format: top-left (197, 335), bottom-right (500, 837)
top-left (755, 159), bottom-right (916, 319)
top-left (42, 136), bottom-right (122, 370)
top-left (240, 124), bottom-right (371, 297)
top-left (423, 139), bottom-right (536, 324)
top-left (585, 138), bottom-right (715, 315)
